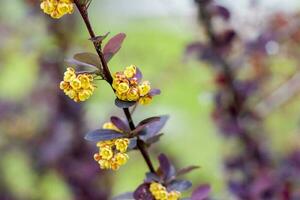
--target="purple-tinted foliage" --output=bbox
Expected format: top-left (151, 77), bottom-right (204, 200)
top-left (111, 116), bottom-right (130, 132)
top-left (103, 33), bottom-right (126, 62)
top-left (167, 180), bottom-right (192, 192)
top-left (84, 129), bottom-right (125, 141)
top-left (136, 67), bottom-right (143, 82)
top-left (115, 98), bottom-right (136, 108)
top-left (191, 184), bottom-right (211, 200)
top-left (149, 88), bottom-right (161, 96)
top-left (158, 154), bottom-right (176, 181)
top-left (140, 115), bottom-right (169, 142)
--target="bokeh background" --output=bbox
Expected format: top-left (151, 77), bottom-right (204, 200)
top-left (1, 0), bottom-right (300, 199)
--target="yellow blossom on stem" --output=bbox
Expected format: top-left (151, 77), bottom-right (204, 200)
top-left (112, 65), bottom-right (159, 105)
top-left (139, 81), bottom-right (151, 96)
top-left (150, 182), bottom-right (181, 200)
top-left (99, 146), bottom-right (113, 160)
top-left (40, 0), bottom-right (74, 19)
top-left (59, 67), bottom-right (95, 102)
top-left (115, 138), bottom-right (129, 153)
top-left (124, 65), bottom-right (137, 78)
top-left (94, 121), bottom-right (130, 171)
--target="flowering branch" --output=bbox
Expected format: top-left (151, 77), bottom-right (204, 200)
top-left (73, 0), bottom-right (155, 173)
top-left (39, 0), bottom-right (210, 199)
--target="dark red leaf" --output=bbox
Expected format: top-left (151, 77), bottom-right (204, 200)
top-left (103, 33), bottom-right (126, 62)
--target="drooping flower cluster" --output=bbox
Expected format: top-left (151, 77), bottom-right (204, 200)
top-left (93, 122), bottom-right (130, 170)
top-left (112, 65), bottom-right (154, 105)
top-left (40, 0), bottom-right (74, 19)
top-left (149, 182), bottom-right (181, 200)
top-left (59, 67), bottom-right (95, 102)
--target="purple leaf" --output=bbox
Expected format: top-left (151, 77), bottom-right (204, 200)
top-left (73, 52), bottom-right (101, 68)
top-left (112, 192), bottom-right (134, 200)
top-left (140, 115), bottom-right (169, 141)
top-left (145, 172), bottom-right (161, 183)
top-left (145, 134), bottom-right (164, 145)
top-left (133, 183), bottom-right (154, 200)
top-left (115, 98), bottom-right (136, 108)
top-left (149, 89), bottom-right (161, 96)
top-left (128, 138), bottom-right (137, 150)
top-left (158, 154), bottom-right (176, 181)
top-left (191, 184), bottom-right (211, 200)
top-left (111, 116), bottom-right (130, 132)
top-left (138, 117), bottom-right (161, 126)
top-left (103, 33), bottom-right (126, 62)
top-left (176, 166), bottom-right (200, 177)
top-left (136, 67), bottom-right (143, 82)
top-left (84, 129), bottom-right (124, 142)
top-left (133, 116), bottom-right (163, 138)
top-left (167, 180), bottom-right (192, 192)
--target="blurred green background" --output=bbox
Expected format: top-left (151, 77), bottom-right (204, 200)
top-left (1, 0), bottom-right (300, 199)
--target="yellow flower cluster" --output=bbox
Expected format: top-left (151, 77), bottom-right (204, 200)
top-left (93, 122), bottom-right (130, 170)
top-left (40, 0), bottom-right (74, 19)
top-left (112, 65), bottom-right (153, 105)
top-left (150, 182), bottom-right (181, 200)
top-left (59, 67), bottom-right (95, 102)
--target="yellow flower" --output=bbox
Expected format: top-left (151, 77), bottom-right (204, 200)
top-left (138, 96), bottom-right (152, 105)
top-left (110, 159), bottom-right (120, 171)
top-left (98, 159), bottom-right (111, 169)
top-left (78, 74), bottom-right (91, 89)
top-left (63, 68), bottom-right (76, 82)
top-left (59, 81), bottom-right (69, 90)
top-left (78, 90), bottom-right (92, 101)
top-left (150, 182), bottom-right (164, 193)
top-left (99, 146), bottom-right (113, 160)
top-left (97, 140), bottom-right (115, 148)
top-left (115, 138), bottom-right (129, 153)
top-left (114, 153), bottom-right (129, 165)
top-left (124, 65), bottom-right (136, 78)
top-left (40, 0), bottom-right (74, 19)
top-left (138, 81), bottom-right (151, 96)
top-left (93, 153), bottom-right (101, 162)
top-left (60, 68), bottom-right (95, 102)
top-left (117, 82), bottom-right (130, 94)
top-left (127, 87), bottom-right (140, 101)
top-left (168, 191), bottom-right (181, 200)
top-left (70, 78), bottom-right (81, 90)
top-left (65, 89), bottom-right (76, 99)
top-left (157, 190), bottom-right (168, 200)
